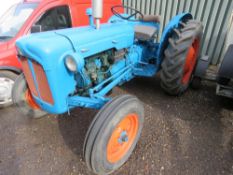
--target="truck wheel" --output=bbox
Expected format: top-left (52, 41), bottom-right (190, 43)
top-left (12, 73), bottom-right (47, 119)
top-left (0, 71), bottom-right (17, 108)
top-left (161, 20), bottom-right (203, 95)
top-left (84, 95), bottom-right (144, 175)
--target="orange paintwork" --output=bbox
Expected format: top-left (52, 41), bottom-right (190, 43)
top-left (107, 113), bottom-right (139, 163)
top-left (182, 39), bottom-right (200, 84)
top-left (20, 58), bottom-right (38, 96)
top-left (25, 89), bottom-right (40, 109)
top-left (32, 61), bottom-right (54, 105)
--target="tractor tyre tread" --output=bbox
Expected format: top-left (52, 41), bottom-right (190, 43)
top-left (84, 95), bottom-right (144, 175)
top-left (160, 19), bottom-right (203, 95)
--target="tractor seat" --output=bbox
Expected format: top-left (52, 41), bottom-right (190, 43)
top-left (139, 15), bottom-right (161, 23)
top-left (134, 25), bottom-right (157, 41)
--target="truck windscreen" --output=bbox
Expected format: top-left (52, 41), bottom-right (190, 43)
top-left (0, 3), bottom-right (38, 40)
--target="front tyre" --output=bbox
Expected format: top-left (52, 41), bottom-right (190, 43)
top-left (161, 20), bottom-right (203, 95)
top-left (84, 95), bottom-right (144, 175)
top-left (12, 73), bottom-right (47, 119)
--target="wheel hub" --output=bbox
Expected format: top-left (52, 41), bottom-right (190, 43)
top-left (118, 131), bottom-right (129, 144)
top-left (0, 77), bottom-right (14, 104)
top-left (107, 113), bottom-right (139, 163)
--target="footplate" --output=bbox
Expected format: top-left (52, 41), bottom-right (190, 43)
top-left (216, 84), bottom-right (233, 98)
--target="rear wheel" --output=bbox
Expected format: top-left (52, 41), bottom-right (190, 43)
top-left (0, 71), bottom-right (17, 108)
top-left (161, 20), bottom-right (203, 95)
top-left (12, 73), bottom-right (47, 119)
top-left (84, 95), bottom-right (144, 175)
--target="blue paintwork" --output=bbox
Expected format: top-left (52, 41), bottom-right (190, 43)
top-left (16, 12), bottom-right (193, 114)
top-left (86, 8), bottom-right (94, 27)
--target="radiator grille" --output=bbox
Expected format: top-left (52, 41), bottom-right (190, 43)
top-left (20, 58), bottom-right (54, 105)
top-left (20, 58), bottom-right (38, 97)
top-left (32, 61), bottom-right (54, 105)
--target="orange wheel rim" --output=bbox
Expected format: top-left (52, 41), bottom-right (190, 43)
top-left (25, 89), bottom-right (40, 109)
top-left (107, 113), bottom-right (139, 163)
top-left (182, 39), bottom-right (200, 84)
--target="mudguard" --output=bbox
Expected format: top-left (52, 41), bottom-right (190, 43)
top-left (218, 44), bottom-right (233, 79)
top-left (157, 13), bottom-right (193, 65)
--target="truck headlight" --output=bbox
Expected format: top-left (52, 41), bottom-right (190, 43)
top-left (65, 55), bottom-right (77, 73)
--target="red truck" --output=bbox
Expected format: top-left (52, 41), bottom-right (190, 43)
top-left (0, 0), bottom-right (121, 108)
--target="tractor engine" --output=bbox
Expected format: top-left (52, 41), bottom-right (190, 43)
top-left (76, 49), bottom-right (126, 96)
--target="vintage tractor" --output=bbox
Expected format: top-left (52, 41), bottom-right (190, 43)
top-left (13, 0), bottom-right (203, 174)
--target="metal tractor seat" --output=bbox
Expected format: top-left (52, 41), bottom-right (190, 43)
top-left (134, 15), bottom-right (160, 41)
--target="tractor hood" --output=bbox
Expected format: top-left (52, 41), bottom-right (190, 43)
top-left (16, 23), bottom-right (134, 70)
top-left (16, 31), bottom-right (74, 70)
top-left (54, 23), bottom-right (134, 55)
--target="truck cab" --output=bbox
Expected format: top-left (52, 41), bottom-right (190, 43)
top-left (0, 0), bottom-right (121, 107)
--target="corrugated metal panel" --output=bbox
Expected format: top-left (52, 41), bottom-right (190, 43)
top-left (123, 0), bottom-right (233, 64)
top-left (226, 13), bottom-right (233, 48)
top-left (220, 12), bottom-right (233, 62)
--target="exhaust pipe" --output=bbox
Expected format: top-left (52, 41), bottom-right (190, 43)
top-left (92, 0), bottom-right (103, 29)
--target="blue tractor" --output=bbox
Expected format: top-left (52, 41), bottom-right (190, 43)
top-left (13, 0), bottom-right (203, 174)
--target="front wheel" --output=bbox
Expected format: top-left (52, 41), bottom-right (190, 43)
top-left (83, 95), bottom-right (144, 175)
top-left (161, 20), bottom-right (203, 95)
top-left (12, 73), bottom-right (47, 119)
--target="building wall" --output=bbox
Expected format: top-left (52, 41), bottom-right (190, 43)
top-left (123, 0), bottom-right (233, 65)
top-left (225, 13), bottom-right (233, 48)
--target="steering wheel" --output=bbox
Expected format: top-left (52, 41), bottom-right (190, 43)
top-left (111, 5), bottom-right (144, 21)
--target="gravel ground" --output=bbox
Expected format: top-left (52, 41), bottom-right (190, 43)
top-left (0, 76), bottom-right (232, 175)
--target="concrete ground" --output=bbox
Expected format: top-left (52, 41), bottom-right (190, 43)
top-left (0, 77), bottom-right (232, 175)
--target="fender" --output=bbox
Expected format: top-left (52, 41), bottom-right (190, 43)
top-left (157, 13), bottom-right (193, 66)
top-left (0, 66), bottom-right (21, 74)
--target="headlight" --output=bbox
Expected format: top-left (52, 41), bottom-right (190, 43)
top-left (65, 55), bottom-right (77, 72)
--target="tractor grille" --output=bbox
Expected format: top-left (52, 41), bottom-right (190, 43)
top-left (21, 58), bottom-right (54, 105)
top-left (32, 61), bottom-right (54, 105)
top-left (21, 58), bottom-right (38, 96)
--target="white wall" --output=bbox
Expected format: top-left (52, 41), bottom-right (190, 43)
top-left (0, 0), bottom-right (21, 17)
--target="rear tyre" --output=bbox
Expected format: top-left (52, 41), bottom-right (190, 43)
top-left (12, 73), bottom-right (47, 119)
top-left (161, 20), bottom-right (203, 95)
top-left (84, 95), bottom-right (144, 175)
top-left (0, 71), bottom-right (17, 108)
